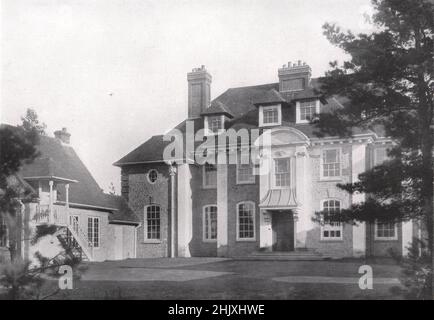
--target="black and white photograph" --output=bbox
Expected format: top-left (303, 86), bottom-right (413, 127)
top-left (0, 0), bottom-right (433, 305)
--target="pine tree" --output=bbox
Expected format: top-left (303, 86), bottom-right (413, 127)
top-left (315, 0), bottom-right (433, 298)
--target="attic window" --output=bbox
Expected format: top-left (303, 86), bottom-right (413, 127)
top-left (296, 100), bottom-right (320, 124)
top-left (259, 105), bottom-right (281, 127)
top-left (205, 115), bottom-right (224, 135)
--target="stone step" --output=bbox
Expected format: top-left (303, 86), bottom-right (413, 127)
top-left (233, 250), bottom-right (330, 261)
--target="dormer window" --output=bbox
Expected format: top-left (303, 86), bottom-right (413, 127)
top-left (296, 100), bottom-right (320, 124)
top-left (259, 105), bottom-right (281, 127)
top-left (205, 115), bottom-right (224, 135)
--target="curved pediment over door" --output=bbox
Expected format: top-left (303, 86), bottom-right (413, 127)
top-left (254, 127), bottom-right (311, 148)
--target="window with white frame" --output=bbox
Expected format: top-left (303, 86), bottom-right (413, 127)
top-left (322, 149), bottom-right (340, 178)
top-left (203, 163), bottom-right (217, 188)
top-left (203, 205), bottom-right (217, 241)
top-left (87, 217), bottom-right (100, 248)
top-left (274, 158), bottom-right (290, 187)
top-left (0, 215), bottom-right (8, 247)
top-left (296, 100), bottom-right (319, 123)
top-left (259, 105), bottom-right (281, 126)
top-left (375, 221), bottom-right (397, 240)
top-left (206, 115), bottom-right (224, 135)
top-left (237, 152), bottom-right (255, 184)
top-left (321, 200), bottom-right (342, 240)
top-left (145, 205), bottom-right (161, 240)
top-left (237, 202), bottom-right (255, 240)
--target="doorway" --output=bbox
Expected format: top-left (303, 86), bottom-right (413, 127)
top-left (271, 211), bottom-right (294, 251)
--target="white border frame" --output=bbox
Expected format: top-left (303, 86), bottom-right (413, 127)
top-left (319, 199), bottom-right (343, 241)
top-left (147, 169), bottom-right (159, 184)
top-left (319, 147), bottom-right (342, 181)
top-left (296, 99), bottom-right (320, 124)
top-left (143, 204), bottom-right (162, 243)
top-left (204, 115), bottom-right (225, 136)
top-left (236, 201), bottom-right (256, 242)
top-left (87, 216), bottom-right (101, 249)
top-left (374, 220), bottom-right (398, 241)
top-left (202, 205), bottom-right (218, 242)
top-left (272, 157), bottom-right (291, 189)
top-left (259, 104), bottom-right (282, 127)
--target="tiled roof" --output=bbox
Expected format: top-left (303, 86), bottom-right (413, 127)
top-left (252, 89), bottom-right (287, 105)
top-left (1, 125), bottom-right (137, 223)
top-left (104, 194), bottom-right (140, 225)
top-left (201, 101), bottom-right (234, 118)
top-left (116, 77), bottom-right (383, 166)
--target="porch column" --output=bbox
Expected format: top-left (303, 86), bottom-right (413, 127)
top-left (402, 220), bottom-right (413, 257)
top-left (169, 165), bottom-right (177, 258)
top-left (65, 183), bottom-right (70, 225)
top-left (177, 163), bottom-right (193, 257)
top-left (49, 180), bottom-right (54, 224)
top-left (351, 144), bottom-right (366, 257)
top-left (217, 150), bottom-right (228, 257)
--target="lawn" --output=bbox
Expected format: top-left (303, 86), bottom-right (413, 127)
top-left (40, 257), bottom-right (404, 300)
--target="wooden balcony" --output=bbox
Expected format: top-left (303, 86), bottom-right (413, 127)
top-left (34, 204), bottom-right (68, 226)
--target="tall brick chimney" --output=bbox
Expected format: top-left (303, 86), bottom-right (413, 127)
top-left (54, 127), bottom-right (71, 144)
top-left (187, 65), bottom-right (212, 118)
top-left (278, 60), bottom-right (311, 92)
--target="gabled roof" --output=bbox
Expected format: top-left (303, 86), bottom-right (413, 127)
top-left (201, 101), bottom-right (234, 118)
top-left (1, 124), bottom-right (136, 221)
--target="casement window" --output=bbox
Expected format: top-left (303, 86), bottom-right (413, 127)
top-left (205, 115), bottom-right (224, 135)
top-left (237, 202), bottom-right (255, 241)
top-left (145, 205), bottom-right (161, 241)
top-left (281, 78), bottom-right (304, 92)
top-left (274, 158), bottom-right (290, 188)
top-left (203, 205), bottom-right (217, 242)
top-left (203, 163), bottom-right (217, 188)
top-left (87, 217), bottom-right (100, 248)
top-left (296, 100), bottom-right (320, 123)
top-left (321, 148), bottom-right (341, 179)
top-left (320, 200), bottom-right (343, 240)
top-left (375, 221), bottom-right (397, 240)
top-left (0, 215), bottom-right (8, 247)
top-left (259, 105), bottom-right (281, 126)
top-left (236, 152), bottom-right (255, 184)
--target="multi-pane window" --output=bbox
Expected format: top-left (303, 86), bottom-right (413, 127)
top-left (322, 149), bottom-right (340, 178)
top-left (262, 106), bottom-right (279, 125)
top-left (68, 215), bottom-right (79, 247)
top-left (281, 78), bottom-right (304, 91)
top-left (203, 205), bottom-right (217, 241)
top-left (207, 116), bottom-right (223, 134)
top-left (87, 217), bottom-right (100, 248)
top-left (237, 202), bottom-right (255, 240)
top-left (0, 215), bottom-right (7, 247)
top-left (321, 200), bottom-right (342, 240)
top-left (145, 205), bottom-right (161, 240)
top-left (299, 101), bottom-right (317, 121)
top-left (237, 153), bottom-right (255, 184)
top-left (274, 158), bottom-right (290, 187)
top-left (203, 163), bottom-right (217, 188)
top-left (376, 221), bottom-right (397, 240)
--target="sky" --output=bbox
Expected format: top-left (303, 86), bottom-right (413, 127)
top-left (1, 0), bottom-right (375, 194)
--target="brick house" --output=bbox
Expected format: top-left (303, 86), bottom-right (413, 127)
top-left (0, 125), bottom-right (139, 263)
top-left (115, 62), bottom-right (420, 259)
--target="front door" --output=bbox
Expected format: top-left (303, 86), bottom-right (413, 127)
top-left (271, 211), bottom-right (294, 251)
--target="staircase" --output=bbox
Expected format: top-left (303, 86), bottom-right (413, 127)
top-left (34, 204), bottom-right (94, 261)
top-left (235, 249), bottom-right (330, 261)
